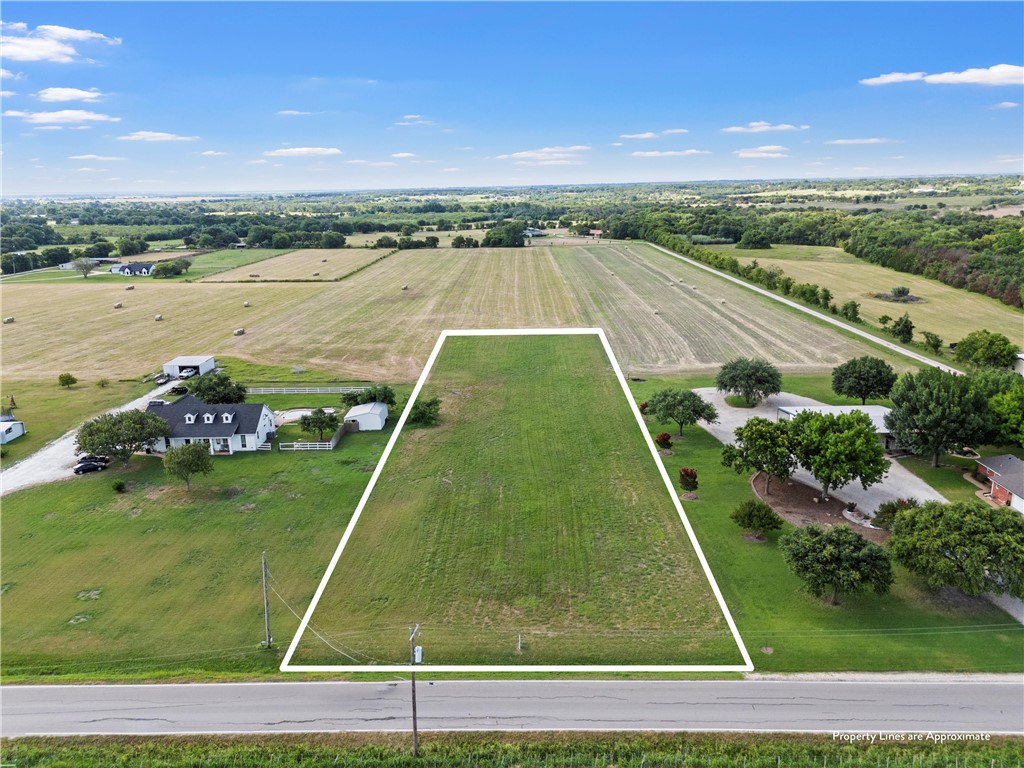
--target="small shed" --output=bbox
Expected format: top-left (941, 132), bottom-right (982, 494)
top-left (976, 455), bottom-right (1024, 514)
top-left (162, 355), bottom-right (217, 378)
top-left (0, 419), bottom-right (26, 445)
top-left (344, 402), bottom-right (388, 432)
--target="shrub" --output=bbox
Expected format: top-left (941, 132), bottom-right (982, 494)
top-left (112, 480), bottom-right (127, 494)
top-left (57, 372), bottom-right (78, 389)
top-left (872, 497), bottom-right (919, 530)
top-left (638, 401), bottom-right (648, 414)
top-left (96, 378), bottom-right (110, 388)
top-left (678, 467), bottom-right (698, 491)
top-left (654, 432), bottom-right (673, 449)
top-left (730, 499), bottom-right (783, 539)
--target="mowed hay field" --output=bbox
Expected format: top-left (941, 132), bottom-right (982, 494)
top-left (2, 242), bottom-right (897, 384)
top-left (709, 243), bottom-right (1023, 341)
top-left (292, 334), bottom-right (744, 666)
top-left (204, 248), bottom-right (383, 282)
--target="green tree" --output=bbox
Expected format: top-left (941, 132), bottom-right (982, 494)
top-left (954, 330), bottom-right (1020, 369)
top-left (889, 312), bottom-right (914, 343)
top-left (341, 384), bottom-right (397, 408)
top-left (71, 257), bottom-right (97, 279)
top-left (646, 389), bottom-right (718, 437)
top-left (990, 386), bottom-right (1024, 447)
top-left (789, 410), bottom-right (889, 499)
top-left (721, 417), bottom-right (796, 494)
top-left (320, 231), bottom-right (346, 249)
top-left (481, 219), bottom-right (527, 248)
top-left (889, 500), bottom-right (1024, 598)
top-left (163, 442), bottom-right (213, 492)
top-left (736, 228), bottom-right (771, 249)
top-left (715, 357), bottom-right (782, 406)
top-left (152, 261), bottom-right (183, 278)
top-left (921, 331), bottom-right (943, 355)
top-left (175, 255), bottom-right (193, 274)
top-left (116, 237), bottom-right (148, 257)
top-left (838, 300), bottom-right (861, 322)
top-left (408, 396), bottom-right (441, 426)
top-left (831, 356), bottom-right (897, 405)
top-left (780, 524), bottom-right (894, 605)
top-left (188, 372), bottom-right (247, 404)
top-left (885, 368), bottom-right (991, 467)
top-left (57, 372), bottom-right (78, 389)
top-left (730, 499), bottom-right (784, 540)
top-left (271, 232), bottom-right (292, 249)
top-left (76, 410), bottom-right (171, 468)
top-left (298, 408), bottom-right (340, 440)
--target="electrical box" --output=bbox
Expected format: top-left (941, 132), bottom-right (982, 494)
top-left (414, 645), bottom-right (423, 664)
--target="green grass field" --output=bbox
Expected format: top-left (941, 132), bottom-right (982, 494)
top-left (292, 334), bottom-right (743, 666)
top-left (707, 243), bottom-right (1022, 342)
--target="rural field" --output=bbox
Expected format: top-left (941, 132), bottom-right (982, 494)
top-left (0, 241), bottom-right (902, 386)
top-left (291, 333), bottom-right (743, 667)
top-left (709, 243), bottom-right (1023, 342)
top-left (204, 248), bottom-right (385, 282)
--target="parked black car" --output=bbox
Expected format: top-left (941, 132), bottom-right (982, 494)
top-left (169, 386), bottom-right (189, 395)
top-left (77, 455), bottom-right (109, 465)
top-left (74, 462), bottom-right (106, 475)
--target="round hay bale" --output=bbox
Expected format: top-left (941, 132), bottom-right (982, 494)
top-left (653, 310), bottom-right (660, 315)
top-left (401, 284), bottom-right (409, 291)
top-left (154, 314), bottom-right (163, 321)
top-left (243, 301), bottom-right (250, 307)
top-left (233, 328), bottom-right (245, 336)
top-left (720, 299), bottom-right (726, 304)
top-left (312, 272), bottom-right (320, 276)
top-left (321, 259), bottom-right (327, 263)
top-left (113, 302), bottom-right (122, 309)
top-left (2, 317), bottom-right (14, 324)
top-left (126, 285), bottom-right (135, 291)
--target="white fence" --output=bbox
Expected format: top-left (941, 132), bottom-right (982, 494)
top-left (278, 424), bottom-right (346, 452)
top-left (246, 386), bottom-right (368, 394)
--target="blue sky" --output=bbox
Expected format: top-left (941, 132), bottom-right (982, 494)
top-left (2, 2), bottom-right (1022, 196)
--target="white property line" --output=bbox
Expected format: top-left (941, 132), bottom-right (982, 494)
top-left (645, 243), bottom-right (962, 374)
top-left (281, 328), bottom-right (754, 673)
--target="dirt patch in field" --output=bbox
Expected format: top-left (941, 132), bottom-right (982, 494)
top-left (751, 472), bottom-right (888, 545)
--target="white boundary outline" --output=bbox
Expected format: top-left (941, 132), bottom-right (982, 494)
top-left (281, 328), bottom-right (754, 672)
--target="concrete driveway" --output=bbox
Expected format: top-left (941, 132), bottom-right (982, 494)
top-left (692, 388), bottom-right (947, 513)
top-left (0, 379), bottom-right (181, 497)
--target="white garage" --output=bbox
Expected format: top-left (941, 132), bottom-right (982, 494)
top-left (162, 355), bottom-right (217, 378)
top-left (344, 402), bottom-right (388, 431)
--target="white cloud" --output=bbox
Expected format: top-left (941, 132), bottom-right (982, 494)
top-left (661, 128), bottom-right (689, 135)
top-left (68, 154), bottom-right (123, 160)
top-left (991, 101), bottom-right (1019, 109)
top-left (735, 145), bottom-right (789, 158)
top-left (1, 68), bottom-right (20, 79)
top-left (994, 155), bottom-right (1024, 165)
top-left (118, 131), bottom-right (198, 141)
top-left (722, 121), bottom-right (810, 133)
top-left (496, 145), bottom-right (591, 165)
top-left (345, 159), bottom-right (396, 166)
top-left (825, 138), bottom-right (898, 145)
top-left (263, 146), bottom-right (341, 157)
top-left (890, 155), bottom-right (905, 160)
top-left (200, 150), bottom-right (227, 156)
top-left (621, 131), bottom-right (659, 139)
top-left (74, 167), bottom-right (107, 172)
top-left (0, 90), bottom-right (14, 97)
top-left (609, 142), bottom-right (623, 147)
top-left (36, 87), bottom-right (103, 102)
top-left (391, 152), bottom-right (416, 158)
top-left (861, 65), bottom-right (1024, 87)
top-left (3, 108), bottom-right (119, 123)
top-left (0, 22), bottom-right (120, 63)
top-left (69, 125), bottom-right (91, 130)
top-left (34, 125), bottom-right (62, 131)
top-left (443, 167), bottom-right (460, 172)
top-left (395, 119), bottom-right (434, 126)
top-left (858, 71), bottom-right (926, 86)
top-left (631, 149), bottom-right (711, 157)
top-left (805, 161), bottom-right (826, 166)
top-left (277, 109), bottom-right (318, 116)
top-left (403, 114), bottom-right (421, 119)
top-left (246, 159), bottom-right (270, 165)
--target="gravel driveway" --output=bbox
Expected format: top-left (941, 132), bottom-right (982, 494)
top-left (0, 380), bottom-right (180, 497)
top-left (692, 387), bottom-right (947, 513)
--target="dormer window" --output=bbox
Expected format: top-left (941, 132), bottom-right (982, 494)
top-left (184, 413), bottom-right (195, 424)
top-left (203, 413), bottom-right (214, 424)
top-left (221, 413), bottom-right (233, 423)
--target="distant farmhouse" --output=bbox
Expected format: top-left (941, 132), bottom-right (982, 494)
top-left (110, 263), bottom-right (155, 277)
top-left (146, 394), bottom-right (275, 455)
top-left (777, 404), bottom-right (900, 451)
top-left (976, 455), bottom-right (1024, 514)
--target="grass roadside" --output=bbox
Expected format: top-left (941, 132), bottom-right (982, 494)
top-left (4, 732), bottom-right (1021, 767)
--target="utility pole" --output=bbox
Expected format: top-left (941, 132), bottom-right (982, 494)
top-left (409, 624), bottom-right (421, 757)
top-left (261, 551), bottom-right (272, 649)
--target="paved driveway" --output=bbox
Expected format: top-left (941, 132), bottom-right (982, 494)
top-left (692, 388), bottom-right (947, 513)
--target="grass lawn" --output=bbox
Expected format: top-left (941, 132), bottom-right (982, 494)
top-left (630, 377), bottom-right (1024, 673)
top-left (0, 378), bottom-right (152, 467)
top-left (292, 334), bottom-right (743, 666)
top-left (0, 428), bottom-right (395, 680)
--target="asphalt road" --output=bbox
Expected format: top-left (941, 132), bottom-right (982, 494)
top-left (3, 680), bottom-right (1022, 736)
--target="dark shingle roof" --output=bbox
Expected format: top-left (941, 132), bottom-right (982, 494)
top-left (977, 454), bottom-right (1024, 499)
top-left (147, 394), bottom-right (268, 439)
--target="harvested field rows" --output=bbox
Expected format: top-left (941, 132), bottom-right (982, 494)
top-left (1, 243), bottom-right (897, 383)
top-left (204, 248), bottom-right (383, 282)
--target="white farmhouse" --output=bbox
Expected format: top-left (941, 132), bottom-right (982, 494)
top-left (146, 394), bottom-right (275, 454)
top-left (0, 419), bottom-right (26, 444)
top-left (344, 402), bottom-right (388, 431)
